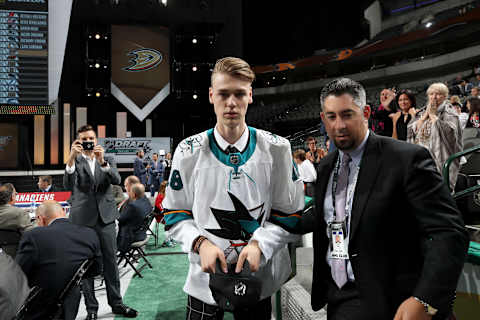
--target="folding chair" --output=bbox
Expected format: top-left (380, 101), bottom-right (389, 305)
top-left (144, 210), bottom-right (158, 246)
top-left (48, 259), bottom-right (94, 319)
top-left (0, 228), bottom-right (22, 258)
top-left (117, 213), bottom-right (154, 278)
top-left (13, 286), bottom-right (42, 320)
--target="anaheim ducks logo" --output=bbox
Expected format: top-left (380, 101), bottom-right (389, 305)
top-left (123, 48), bottom-right (163, 72)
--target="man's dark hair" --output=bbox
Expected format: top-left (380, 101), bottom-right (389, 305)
top-left (77, 124), bottom-right (95, 136)
top-left (320, 78), bottom-right (366, 110)
top-left (39, 175), bottom-right (52, 185)
top-left (0, 183), bottom-right (15, 205)
top-left (306, 137), bottom-right (316, 144)
top-left (153, 153), bottom-right (158, 156)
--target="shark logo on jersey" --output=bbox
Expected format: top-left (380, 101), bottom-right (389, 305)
top-left (123, 48), bottom-right (163, 72)
top-left (206, 192), bottom-right (265, 241)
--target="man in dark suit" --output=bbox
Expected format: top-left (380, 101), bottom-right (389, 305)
top-left (15, 201), bottom-right (102, 320)
top-left (147, 152), bottom-right (164, 197)
top-left (117, 183), bottom-right (152, 253)
top-left (133, 149), bottom-right (148, 186)
top-left (37, 175), bottom-right (60, 192)
top-left (309, 78), bottom-right (468, 320)
top-left (64, 124), bottom-right (138, 319)
top-left (0, 247), bottom-right (29, 319)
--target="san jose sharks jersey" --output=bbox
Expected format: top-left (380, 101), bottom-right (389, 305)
top-left (163, 126), bottom-right (305, 305)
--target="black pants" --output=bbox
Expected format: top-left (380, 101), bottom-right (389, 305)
top-left (326, 280), bottom-right (361, 320)
top-left (186, 295), bottom-right (272, 320)
top-left (82, 221), bottom-right (122, 312)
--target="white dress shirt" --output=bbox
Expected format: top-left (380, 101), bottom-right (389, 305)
top-left (323, 130), bottom-right (369, 282)
top-left (65, 153), bottom-right (109, 175)
top-left (213, 126), bottom-right (249, 152)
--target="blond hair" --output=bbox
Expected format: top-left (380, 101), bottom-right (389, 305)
top-left (211, 57), bottom-right (255, 84)
top-left (427, 83), bottom-right (449, 97)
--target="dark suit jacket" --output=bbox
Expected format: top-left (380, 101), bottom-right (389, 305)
top-left (117, 196), bottom-right (152, 253)
top-left (15, 218), bottom-right (102, 319)
top-left (134, 157), bottom-right (147, 185)
top-left (311, 133), bottom-right (468, 319)
top-left (63, 155), bottom-right (121, 227)
top-left (0, 250), bottom-right (29, 319)
top-left (147, 160), bottom-right (164, 186)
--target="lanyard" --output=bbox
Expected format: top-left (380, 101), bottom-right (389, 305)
top-left (331, 155), bottom-right (359, 221)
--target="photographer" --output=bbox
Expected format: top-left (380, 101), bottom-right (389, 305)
top-left (64, 125), bottom-right (138, 319)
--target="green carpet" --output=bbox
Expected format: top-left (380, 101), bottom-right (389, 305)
top-left (117, 224), bottom-right (233, 320)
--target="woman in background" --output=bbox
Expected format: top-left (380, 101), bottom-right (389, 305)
top-left (407, 83), bottom-right (462, 190)
top-left (389, 89), bottom-right (417, 141)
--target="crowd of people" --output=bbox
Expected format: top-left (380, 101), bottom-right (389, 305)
top-left (0, 57), bottom-right (476, 320)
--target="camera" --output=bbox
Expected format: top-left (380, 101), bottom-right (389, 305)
top-left (82, 141), bottom-right (94, 151)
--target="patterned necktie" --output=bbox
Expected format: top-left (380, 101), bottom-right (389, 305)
top-left (331, 153), bottom-right (351, 289)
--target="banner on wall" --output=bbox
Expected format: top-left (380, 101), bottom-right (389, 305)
top-left (111, 25), bottom-right (170, 121)
top-left (98, 137), bottom-right (171, 164)
top-left (14, 191), bottom-right (71, 217)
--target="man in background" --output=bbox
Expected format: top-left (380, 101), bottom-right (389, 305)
top-left (0, 183), bottom-right (34, 256)
top-left (117, 183), bottom-right (152, 253)
top-left (133, 149), bottom-right (149, 186)
top-left (37, 175), bottom-right (59, 192)
top-left (147, 153), bottom-right (164, 197)
top-left (16, 201), bottom-right (102, 320)
top-left (64, 124), bottom-right (138, 319)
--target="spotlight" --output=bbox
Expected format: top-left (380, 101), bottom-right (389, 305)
top-left (95, 92), bottom-right (101, 97)
top-left (104, 36), bottom-right (108, 39)
top-left (87, 93), bottom-right (92, 97)
top-left (425, 22), bottom-right (433, 28)
top-left (95, 34), bottom-right (101, 39)
top-left (193, 94), bottom-right (198, 99)
top-left (88, 35), bottom-right (92, 39)
top-left (104, 65), bottom-right (108, 69)
top-left (192, 66), bottom-right (197, 72)
top-left (95, 63), bottom-right (100, 68)
top-left (192, 38), bottom-right (197, 44)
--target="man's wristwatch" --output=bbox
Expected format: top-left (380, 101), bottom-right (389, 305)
top-left (100, 161), bottom-right (108, 167)
top-left (413, 297), bottom-right (438, 316)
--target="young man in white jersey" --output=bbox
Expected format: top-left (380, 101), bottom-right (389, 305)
top-left (162, 57), bottom-right (305, 319)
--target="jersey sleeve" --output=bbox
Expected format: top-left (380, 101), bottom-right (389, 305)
top-left (162, 139), bottom-right (201, 253)
top-left (250, 135), bottom-right (305, 261)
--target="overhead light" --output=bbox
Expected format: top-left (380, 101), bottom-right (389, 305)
top-left (95, 63), bottom-right (100, 68)
top-left (161, 0), bottom-right (167, 5)
top-left (425, 22), bottom-right (433, 28)
top-left (193, 94), bottom-right (198, 99)
top-left (95, 34), bottom-right (101, 40)
top-left (95, 92), bottom-right (101, 97)
top-left (192, 66), bottom-right (197, 72)
top-left (192, 38), bottom-right (197, 44)
top-left (104, 65), bottom-right (107, 69)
